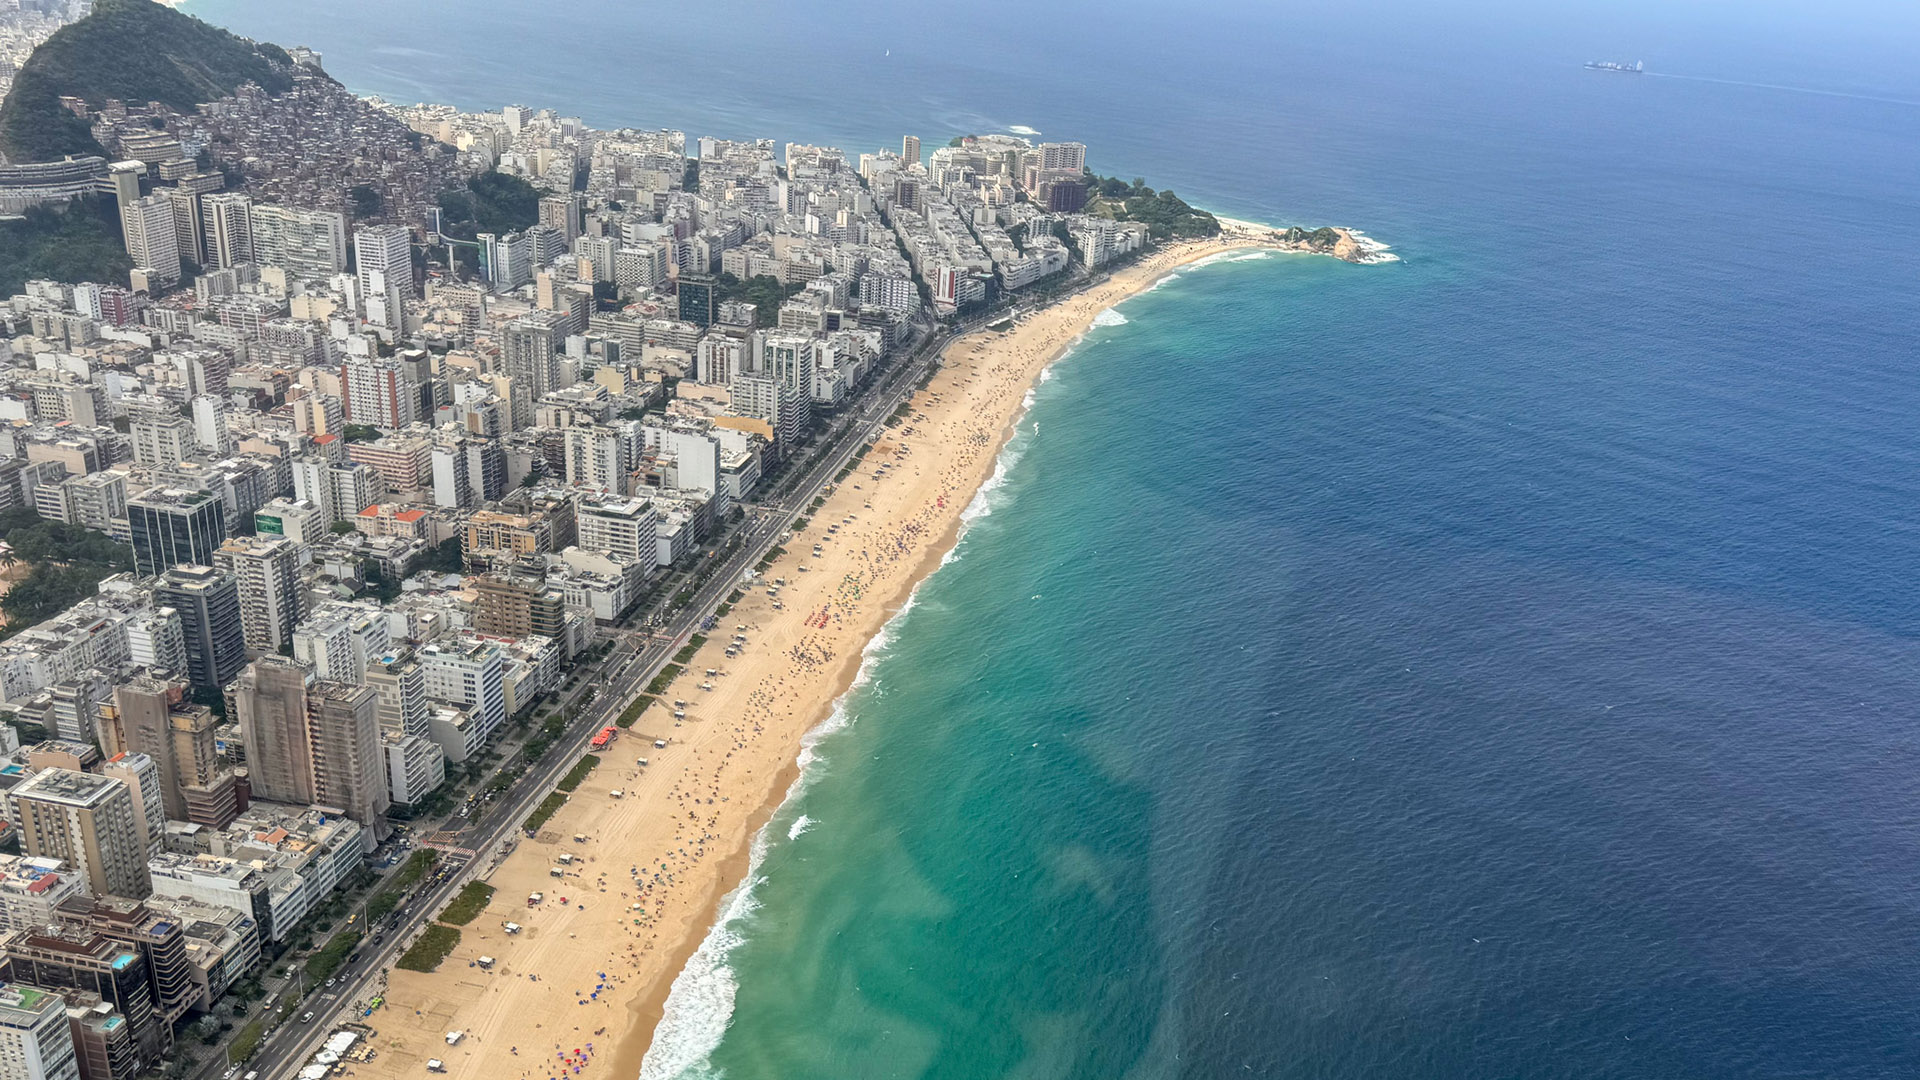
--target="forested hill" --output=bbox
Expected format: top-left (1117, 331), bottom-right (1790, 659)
top-left (0, 0), bottom-right (296, 162)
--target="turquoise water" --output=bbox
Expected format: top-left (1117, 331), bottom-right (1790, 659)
top-left (179, 0), bottom-right (1920, 1073)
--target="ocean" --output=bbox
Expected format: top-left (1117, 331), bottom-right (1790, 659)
top-left (183, 0), bottom-right (1920, 1075)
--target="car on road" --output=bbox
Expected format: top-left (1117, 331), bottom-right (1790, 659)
top-left (300, 1012), bottom-right (315, 1024)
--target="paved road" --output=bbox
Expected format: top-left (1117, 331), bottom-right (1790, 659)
top-left (251, 321), bottom-right (950, 1079)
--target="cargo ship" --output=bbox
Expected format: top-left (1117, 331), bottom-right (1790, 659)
top-left (1585, 60), bottom-right (1644, 73)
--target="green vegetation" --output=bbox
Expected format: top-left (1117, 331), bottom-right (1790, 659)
top-left (367, 850), bottom-right (439, 921)
top-left (303, 929), bottom-right (361, 983)
top-left (414, 537), bottom-right (465, 576)
top-left (348, 184), bottom-right (383, 219)
top-left (1083, 172), bottom-right (1220, 240)
top-left (436, 170), bottom-right (543, 241)
top-left (614, 695), bottom-right (654, 729)
top-left (0, 508), bottom-right (134, 637)
top-left (555, 753), bottom-right (601, 793)
top-left (754, 546), bottom-right (786, 574)
top-left (0, 0), bottom-right (294, 162)
top-left (645, 665), bottom-right (683, 696)
top-left (1281, 226), bottom-right (1344, 250)
top-left (525, 791), bottom-right (569, 832)
top-left (438, 881), bottom-right (495, 926)
top-left (672, 635), bottom-right (707, 666)
top-left (228, 1019), bottom-right (266, 1063)
top-left (0, 197), bottom-right (133, 298)
top-left (342, 423), bottom-right (381, 443)
top-left (715, 272), bottom-right (802, 328)
top-left (395, 925), bottom-right (460, 973)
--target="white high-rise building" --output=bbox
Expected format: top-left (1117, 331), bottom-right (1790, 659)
top-left (478, 231), bottom-right (534, 292)
top-left (121, 194), bottom-right (180, 286)
top-left (734, 333), bottom-right (815, 449)
top-left (419, 638), bottom-right (507, 760)
top-left (354, 225), bottom-right (413, 328)
top-left (189, 395), bottom-right (231, 456)
top-left (563, 426), bottom-right (625, 493)
top-left (249, 203), bottom-right (348, 283)
top-left (293, 600), bottom-right (391, 683)
top-left (576, 496), bottom-right (658, 565)
top-left (214, 535), bottom-right (304, 654)
top-left (1037, 141), bottom-right (1087, 171)
top-left (354, 225), bottom-right (414, 300)
top-left (201, 192), bottom-right (254, 269)
top-left (0, 983), bottom-right (80, 1080)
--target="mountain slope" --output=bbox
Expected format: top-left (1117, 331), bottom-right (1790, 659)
top-left (0, 0), bottom-right (293, 162)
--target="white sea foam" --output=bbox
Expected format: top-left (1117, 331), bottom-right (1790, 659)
top-left (643, 300), bottom-right (1093, 1077)
top-left (1091, 307), bottom-right (1128, 327)
top-left (1008, 125), bottom-right (1041, 136)
top-left (1345, 231), bottom-right (1403, 263)
top-left (638, 560), bottom-right (930, 1080)
top-left (1187, 249), bottom-right (1274, 271)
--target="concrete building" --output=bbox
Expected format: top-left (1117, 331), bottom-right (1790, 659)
top-left (8, 770), bottom-right (150, 900)
top-left (306, 683), bottom-right (387, 839)
top-left (0, 983), bottom-right (80, 1080)
top-left (0, 856), bottom-right (84, 937)
top-left (247, 204), bottom-right (347, 284)
top-left (575, 495), bottom-right (658, 565)
top-left (231, 658), bottom-right (312, 807)
top-left (200, 193), bottom-right (253, 270)
top-left (119, 196), bottom-right (179, 289)
top-left (212, 537), bottom-right (303, 655)
top-left (471, 572), bottom-right (566, 641)
top-left (104, 674), bottom-right (235, 830)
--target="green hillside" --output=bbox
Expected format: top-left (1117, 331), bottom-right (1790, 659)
top-left (0, 0), bottom-right (294, 162)
top-left (0, 196), bottom-right (132, 296)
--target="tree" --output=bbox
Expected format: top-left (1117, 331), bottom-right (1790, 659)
top-left (435, 171), bottom-right (542, 241)
top-left (0, 197), bottom-right (131, 297)
top-left (348, 185), bottom-right (383, 219)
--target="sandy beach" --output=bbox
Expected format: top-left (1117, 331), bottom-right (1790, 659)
top-left (346, 230), bottom-right (1273, 1080)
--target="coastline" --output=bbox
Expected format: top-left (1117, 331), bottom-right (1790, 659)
top-left (345, 232), bottom-right (1276, 1080)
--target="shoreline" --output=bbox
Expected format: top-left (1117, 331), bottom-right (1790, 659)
top-left (346, 233), bottom-right (1280, 1080)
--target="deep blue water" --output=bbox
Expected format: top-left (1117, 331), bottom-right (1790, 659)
top-left (182, 0), bottom-right (1920, 1074)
